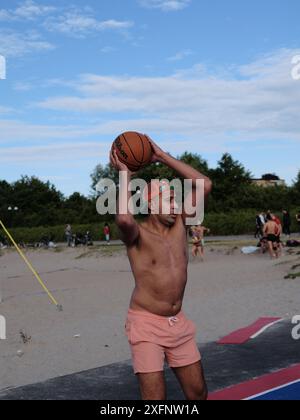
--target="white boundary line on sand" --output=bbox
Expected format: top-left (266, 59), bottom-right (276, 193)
top-left (244, 379), bottom-right (300, 400)
top-left (250, 318), bottom-right (284, 340)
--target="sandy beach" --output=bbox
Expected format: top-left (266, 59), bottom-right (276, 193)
top-left (0, 240), bottom-right (299, 392)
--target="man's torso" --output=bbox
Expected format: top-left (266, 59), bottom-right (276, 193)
top-left (126, 216), bottom-right (189, 317)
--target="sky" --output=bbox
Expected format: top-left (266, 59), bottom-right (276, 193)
top-left (0, 0), bottom-right (300, 196)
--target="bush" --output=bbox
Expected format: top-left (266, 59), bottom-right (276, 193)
top-left (2, 209), bottom-right (300, 243)
top-left (6, 223), bottom-right (119, 244)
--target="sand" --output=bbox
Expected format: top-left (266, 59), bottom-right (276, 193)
top-left (0, 241), bottom-right (300, 391)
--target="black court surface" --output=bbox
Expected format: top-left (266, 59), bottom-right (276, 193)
top-left (0, 319), bottom-right (299, 400)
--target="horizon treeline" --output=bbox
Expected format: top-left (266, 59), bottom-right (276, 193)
top-left (1, 152), bottom-right (300, 229)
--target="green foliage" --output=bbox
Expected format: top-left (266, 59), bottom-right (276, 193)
top-left (90, 163), bottom-right (119, 195)
top-left (0, 152), bottom-right (299, 238)
top-left (209, 153), bottom-right (252, 207)
top-left (7, 223), bottom-right (119, 244)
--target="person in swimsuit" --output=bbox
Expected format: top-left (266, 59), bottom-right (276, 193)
top-left (190, 224), bottom-right (210, 260)
top-left (263, 214), bottom-right (280, 258)
top-left (110, 137), bottom-right (212, 400)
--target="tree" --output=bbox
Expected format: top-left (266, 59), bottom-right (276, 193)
top-left (294, 171), bottom-right (300, 192)
top-left (63, 192), bottom-right (96, 224)
top-left (291, 170), bottom-right (300, 203)
top-left (0, 180), bottom-right (13, 227)
top-left (210, 153), bottom-right (252, 207)
top-left (90, 163), bottom-right (119, 196)
top-left (11, 176), bottom-right (63, 227)
top-left (179, 152), bottom-right (209, 174)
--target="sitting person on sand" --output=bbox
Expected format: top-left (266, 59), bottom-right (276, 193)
top-left (257, 236), bottom-right (268, 254)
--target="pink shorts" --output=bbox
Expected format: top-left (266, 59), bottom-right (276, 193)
top-left (125, 308), bottom-right (201, 374)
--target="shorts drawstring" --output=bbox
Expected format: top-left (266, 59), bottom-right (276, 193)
top-left (168, 316), bottom-right (179, 327)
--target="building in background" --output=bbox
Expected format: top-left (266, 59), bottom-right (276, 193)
top-left (252, 174), bottom-right (286, 188)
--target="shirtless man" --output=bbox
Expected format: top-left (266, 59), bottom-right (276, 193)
top-left (110, 138), bottom-right (212, 401)
top-left (190, 224), bottom-right (210, 260)
top-left (263, 214), bottom-right (280, 258)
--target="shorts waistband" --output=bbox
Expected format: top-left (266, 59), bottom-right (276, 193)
top-left (127, 308), bottom-right (184, 321)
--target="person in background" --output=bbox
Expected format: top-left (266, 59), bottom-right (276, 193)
top-left (65, 224), bottom-right (72, 247)
top-left (190, 224), bottom-right (210, 261)
top-left (255, 213), bottom-right (264, 238)
top-left (260, 212), bottom-right (267, 225)
top-left (263, 214), bottom-right (280, 259)
top-left (258, 236), bottom-right (268, 255)
top-left (104, 223), bottom-right (111, 245)
top-left (282, 210), bottom-right (291, 238)
top-left (272, 214), bottom-right (283, 256)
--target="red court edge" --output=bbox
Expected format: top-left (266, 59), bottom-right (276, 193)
top-left (208, 364), bottom-right (300, 400)
top-left (217, 317), bottom-right (282, 345)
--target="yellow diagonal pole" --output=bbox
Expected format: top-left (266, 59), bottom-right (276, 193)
top-left (0, 220), bottom-right (62, 311)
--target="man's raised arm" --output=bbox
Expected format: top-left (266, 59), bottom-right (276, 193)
top-left (110, 147), bottom-right (139, 247)
top-left (146, 137), bottom-right (212, 225)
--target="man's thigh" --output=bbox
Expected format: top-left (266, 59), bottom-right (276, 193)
top-left (172, 361), bottom-right (208, 400)
top-left (137, 371), bottom-right (166, 400)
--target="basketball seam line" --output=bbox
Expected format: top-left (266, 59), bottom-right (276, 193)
top-left (114, 136), bottom-right (140, 170)
top-left (118, 155), bottom-right (140, 170)
top-left (122, 133), bottom-right (143, 165)
top-left (137, 132), bottom-right (145, 164)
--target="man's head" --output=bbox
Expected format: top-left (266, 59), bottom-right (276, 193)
top-left (142, 180), bottom-right (178, 227)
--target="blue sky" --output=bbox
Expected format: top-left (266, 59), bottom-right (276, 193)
top-left (0, 0), bottom-right (300, 196)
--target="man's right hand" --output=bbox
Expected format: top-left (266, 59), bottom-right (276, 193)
top-left (110, 146), bottom-right (135, 175)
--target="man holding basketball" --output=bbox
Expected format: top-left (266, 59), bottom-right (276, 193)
top-left (110, 137), bottom-right (212, 401)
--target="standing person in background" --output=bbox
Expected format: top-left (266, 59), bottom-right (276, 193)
top-left (273, 214), bottom-right (283, 256)
top-left (104, 223), bottom-right (111, 245)
top-left (255, 214), bottom-right (264, 238)
top-left (260, 212), bottom-right (267, 225)
top-left (65, 224), bottom-right (72, 247)
top-left (282, 210), bottom-right (291, 238)
top-left (263, 214), bottom-right (280, 259)
top-left (190, 224), bottom-right (210, 261)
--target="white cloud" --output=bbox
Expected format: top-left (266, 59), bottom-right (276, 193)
top-left (100, 46), bottom-right (116, 54)
top-left (44, 10), bottom-right (133, 37)
top-left (167, 49), bottom-right (194, 61)
top-left (13, 81), bottom-right (34, 91)
top-left (34, 49), bottom-right (300, 145)
top-left (0, 2), bottom-right (134, 41)
top-left (0, 142), bottom-right (107, 163)
top-left (138, 0), bottom-right (191, 11)
top-left (0, 30), bottom-right (55, 57)
top-left (0, 137), bottom-right (219, 167)
top-left (0, 0), bottom-right (56, 21)
top-left (0, 119), bottom-right (97, 143)
top-left (1, 48), bottom-right (300, 177)
top-left (0, 106), bottom-right (13, 114)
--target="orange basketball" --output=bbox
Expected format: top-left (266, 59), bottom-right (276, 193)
top-left (113, 131), bottom-right (153, 172)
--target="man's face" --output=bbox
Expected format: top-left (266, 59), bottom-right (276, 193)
top-left (149, 190), bottom-right (178, 226)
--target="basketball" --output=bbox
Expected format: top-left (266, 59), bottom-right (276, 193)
top-left (113, 132), bottom-right (153, 172)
